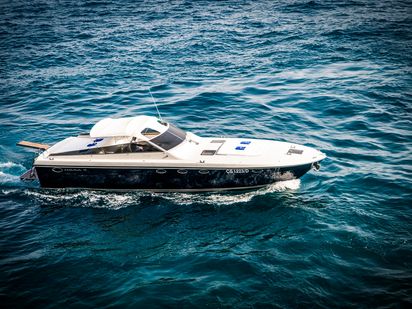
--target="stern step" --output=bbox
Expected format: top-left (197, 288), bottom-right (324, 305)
top-left (20, 168), bottom-right (38, 181)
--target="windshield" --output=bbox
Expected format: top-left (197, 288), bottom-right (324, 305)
top-left (149, 123), bottom-right (186, 150)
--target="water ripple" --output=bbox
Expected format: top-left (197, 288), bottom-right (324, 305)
top-left (1, 0), bottom-right (411, 307)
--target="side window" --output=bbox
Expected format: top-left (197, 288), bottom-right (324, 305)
top-left (130, 141), bottom-right (160, 152)
top-left (102, 142), bottom-right (160, 154)
top-left (141, 128), bottom-right (160, 137)
top-left (103, 143), bottom-right (131, 154)
top-left (52, 142), bottom-right (160, 156)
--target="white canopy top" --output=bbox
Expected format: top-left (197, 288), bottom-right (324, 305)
top-left (90, 116), bottom-right (167, 138)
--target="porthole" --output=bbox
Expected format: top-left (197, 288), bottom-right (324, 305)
top-left (52, 167), bottom-right (63, 173)
top-left (198, 170), bottom-right (209, 174)
top-left (177, 169), bottom-right (188, 174)
top-left (156, 169), bottom-right (167, 174)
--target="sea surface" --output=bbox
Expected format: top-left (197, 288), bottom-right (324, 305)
top-left (1, 0), bottom-right (411, 307)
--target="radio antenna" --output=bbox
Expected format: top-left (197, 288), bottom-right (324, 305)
top-left (149, 88), bottom-right (162, 121)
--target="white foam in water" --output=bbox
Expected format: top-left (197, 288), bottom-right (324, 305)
top-left (0, 161), bottom-right (24, 168)
top-left (163, 179), bottom-right (301, 206)
top-left (0, 162), bottom-right (26, 185)
top-left (24, 189), bottom-right (142, 210)
top-left (6, 178), bottom-right (300, 209)
top-left (0, 171), bottom-right (21, 184)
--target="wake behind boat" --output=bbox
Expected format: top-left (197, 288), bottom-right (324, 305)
top-left (18, 115), bottom-right (326, 191)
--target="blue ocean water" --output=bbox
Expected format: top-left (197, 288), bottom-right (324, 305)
top-left (1, 0), bottom-right (411, 307)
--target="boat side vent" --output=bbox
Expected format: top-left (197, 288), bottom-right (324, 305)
top-left (201, 150), bottom-right (216, 156)
top-left (287, 148), bottom-right (303, 155)
top-left (211, 140), bottom-right (225, 143)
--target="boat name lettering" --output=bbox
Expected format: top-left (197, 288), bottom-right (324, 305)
top-left (63, 168), bottom-right (86, 172)
top-left (226, 169), bottom-right (249, 174)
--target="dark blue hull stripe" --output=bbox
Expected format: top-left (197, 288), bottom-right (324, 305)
top-left (35, 164), bottom-right (313, 190)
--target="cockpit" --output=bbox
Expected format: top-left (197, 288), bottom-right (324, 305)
top-left (48, 116), bottom-right (188, 156)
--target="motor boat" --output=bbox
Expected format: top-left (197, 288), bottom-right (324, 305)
top-left (18, 115), bottom-right (326, 191)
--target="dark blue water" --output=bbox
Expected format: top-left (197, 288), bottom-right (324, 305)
top-left (1, 0), bottom-right (411, 307)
